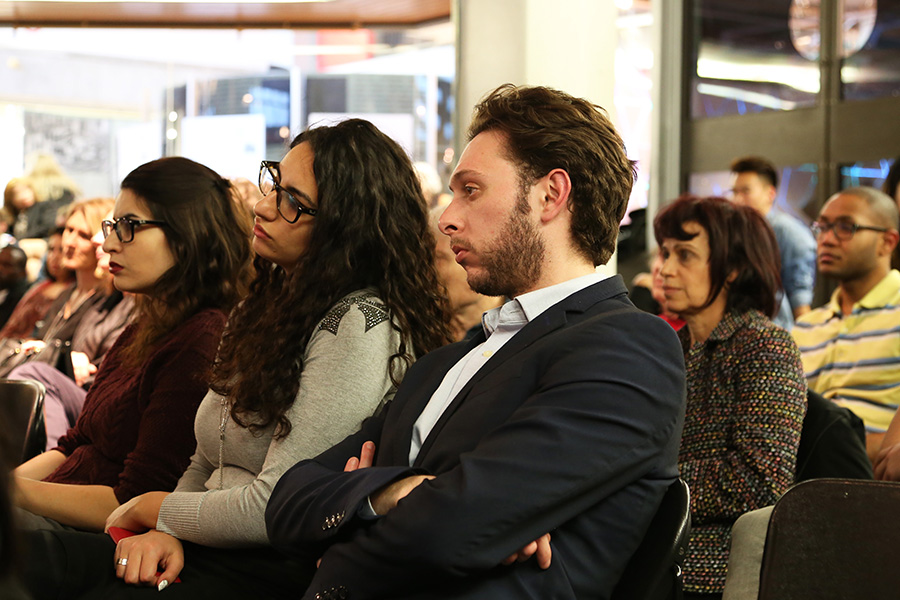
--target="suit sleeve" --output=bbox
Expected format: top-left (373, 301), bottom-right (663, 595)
top-left (269, 313), bottom-right (686, 600)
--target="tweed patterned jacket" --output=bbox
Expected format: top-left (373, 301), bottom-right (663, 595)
top-left (678, 308), bottom-right (806, 594)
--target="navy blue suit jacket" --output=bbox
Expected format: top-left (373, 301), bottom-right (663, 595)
top-left (266, 276), bottom-right (686, 600)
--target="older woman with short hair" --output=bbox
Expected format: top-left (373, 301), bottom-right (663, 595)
top-left (654, 195), bottom-right (807, 600)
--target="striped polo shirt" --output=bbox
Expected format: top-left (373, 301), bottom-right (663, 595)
top-left (792, 269), bottom-right (900, 433)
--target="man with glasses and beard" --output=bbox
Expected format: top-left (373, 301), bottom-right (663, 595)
top-left (265, 84), bottom-right (686, 600)
top-left (792, 186), bottom-right (900, 464)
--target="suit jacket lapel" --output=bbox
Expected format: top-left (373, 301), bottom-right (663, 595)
top-left (411, 276), bottom-right (628, 467)
top-left (385, 332), bottom-right (485, 466)
top-left (411, 300), bottom-right (572, 466)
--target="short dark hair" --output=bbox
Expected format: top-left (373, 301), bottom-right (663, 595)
top-left (731, 156), bottom-right (779, 189)
top-left (654, 194), bottom-right (782, 318)
top-left (467, 84), bottom-right (637, 266)
top-left (838, 186), bottom-right (900, 229)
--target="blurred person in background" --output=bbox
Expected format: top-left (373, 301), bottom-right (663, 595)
top-left (0, 246), bottom-right (31, 330)
top-left (9, 222), bottom-right (134, 450)
top-left (20, 153), bottom-right (81, 240)
top-left (0, 227), bottom-right (74, 340)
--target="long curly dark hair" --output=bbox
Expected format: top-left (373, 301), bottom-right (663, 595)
top-left (212, 119), bottom-right (452, 438)
top-left (118, 157), bottom-right (254, 364)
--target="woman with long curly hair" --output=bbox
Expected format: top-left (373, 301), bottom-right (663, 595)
top-left (23, 119), bottom-right (451, 600)
top-left (13, 157), bottom-right (252, 534)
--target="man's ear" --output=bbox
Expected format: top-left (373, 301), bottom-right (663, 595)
top-left (539, 169), bottom-right (572, 223)
top-left (880, 229), bottom-right (900, 256)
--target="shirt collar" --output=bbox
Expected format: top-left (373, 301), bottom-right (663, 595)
top-left (826, 269), bottom-right (900, 316)
top-left (481, 271), bottom-right (608, 336)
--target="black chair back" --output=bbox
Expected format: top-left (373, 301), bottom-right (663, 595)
top-left (0, 378), bottom-right (46, 464)
top-left (611, 478), bottom-right (691, 600)
top-left (758, 478), bottom-right (900, 599)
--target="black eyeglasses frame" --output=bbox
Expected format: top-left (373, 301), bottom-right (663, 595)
top-left (811, 220), bottom-right (890, 241)
top-left (101, 217), bottom-right (168, 244)
top-left (258, 160), bottom-right (318, 224)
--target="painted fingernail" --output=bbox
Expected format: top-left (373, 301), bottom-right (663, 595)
top-left (157, 580), bottom-right (168, 592)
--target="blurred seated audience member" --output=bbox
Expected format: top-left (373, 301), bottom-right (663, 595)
top-left (0, 246), bottom-right (31, 330)
top-left (11, 156), bottom-right (252, 533)
top-left (9, 225), bottom-right (134, 450)
top-left (416, 161), bottom-right (451, 208)
top-left (655, 195), bottom-right (806, 600)
top-left (21, 118), bottom-right (453, 600)
top-left (0, 227), bottom-right (74, 340)
top-left (791, 187), bottom-right (900, 461)
top-left (0, 198), bottom-right (115, 378)
top-left (20, 153), bottom-right (80, 240)
top-left (630, 250), bottom-right (686, 330)
top-left (730, 156), bottom-right (816, 328)
top-left (4, 177), bottom-right (38, 240)
top-left (431, 206), bottom-right (503, 341)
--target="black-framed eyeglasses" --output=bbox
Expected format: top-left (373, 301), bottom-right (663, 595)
top-left (811, 220), bottom-right (890, 241)
top-left (101, 217), bottom-right (168, 243)
top-left (259, 160), bottom-right (318, 224)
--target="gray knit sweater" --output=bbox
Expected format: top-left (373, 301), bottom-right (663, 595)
top-left (156, 290), bottom-right (401, 548)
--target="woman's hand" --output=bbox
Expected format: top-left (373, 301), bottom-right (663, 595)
top-left (105, 492), bottom-right (169, 534)
top-left (69, 351), bottom-right (97, 387)
top-left (114, 530), bottom-right (184, 589)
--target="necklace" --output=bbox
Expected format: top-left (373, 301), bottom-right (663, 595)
top-left (218, 396), bottom-right (229, 490)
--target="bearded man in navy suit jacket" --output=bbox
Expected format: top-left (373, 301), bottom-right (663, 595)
top-left (266, 84), bottom-right (686, 600)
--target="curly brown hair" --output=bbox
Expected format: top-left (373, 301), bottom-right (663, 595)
top-left (212, 119), bottom-right (452, 438)
top-left (467, 84), bottom-right (637, 266)
top-left (118, 157), bottom-right (254, 364)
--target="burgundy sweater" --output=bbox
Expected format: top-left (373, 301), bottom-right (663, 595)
top-left (46, 308), bottom-right (226, 504)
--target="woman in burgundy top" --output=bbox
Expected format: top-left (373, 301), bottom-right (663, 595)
top-left (13, 157), bottom-right (253, 532)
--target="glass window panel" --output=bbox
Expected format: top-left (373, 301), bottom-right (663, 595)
top-left (841, 0), bottom-right (900, 100)
top-left (689, 163), bottom-right (820, 220)
top-left (616, 1), bottom-right (654, 224)
top-left (0, 25), bottom-right (453, 199)
top-left (840, 158), bottom-right (896, 190)
top-left (691, 0), bottom-right (820, 119)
